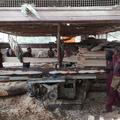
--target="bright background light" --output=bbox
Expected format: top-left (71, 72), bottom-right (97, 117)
top-left (0, 31), bottom-right (120, 43)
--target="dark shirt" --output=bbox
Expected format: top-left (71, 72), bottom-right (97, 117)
top-left (48, 50), bottom-right (55, 58)
top-left (23, 52), bottom-right (32, 57)
top-left (6, 48), bottom-right (15, 57)
top-left (113, 60), bottom-right (120, 76)
top-left (106, 50), bottom-right (114, 73)
top-left (0, 52), bottom-right (3, 68)
top-left (106, 50), bottom-right (114, 62)
top-left (113, 54), bottom-right (117, 66)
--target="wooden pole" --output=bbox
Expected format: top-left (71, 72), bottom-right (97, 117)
top-left (57, 24), bottom-right (61, 68)
top-left (106, 33), bottom-right (108, 40)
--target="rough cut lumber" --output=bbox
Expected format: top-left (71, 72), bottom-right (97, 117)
top-left (0, 69), bottom-right (105, 76)
top-left (0, 70), bottom-right (42, 76)
top-left (3, 52), bottom-right (106, 67)
top-left (4, 52), bottom-right (105, 63)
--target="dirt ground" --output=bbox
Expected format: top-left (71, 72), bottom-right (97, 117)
top-left (0, 92), bottom-right (120, 120)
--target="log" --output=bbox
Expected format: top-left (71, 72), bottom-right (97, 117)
top-left (0, 83), bottom-right (27, 97)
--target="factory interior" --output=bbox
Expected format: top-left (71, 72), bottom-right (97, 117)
top-left (0, 0), bottom-right (120, 120)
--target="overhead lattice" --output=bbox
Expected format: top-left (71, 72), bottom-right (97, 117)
top-left (0, 0), bottom-right (119, 7)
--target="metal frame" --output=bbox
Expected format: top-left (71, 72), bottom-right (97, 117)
top-left (0, 0), bottom-right (119, 7)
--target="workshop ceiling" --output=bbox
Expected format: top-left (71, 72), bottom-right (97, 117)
top-left (0, 20), bottom-right (120, 36)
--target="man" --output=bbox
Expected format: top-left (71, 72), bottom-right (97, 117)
top-left (0, 49), bottom-right (3, 68)
top-left (48, 47), bottom-right (55, 58)
top-left (23, 47), bottom-right (32, 57)
top-left (105, 48), bottom-right (120, 112)
top-left (59, 40), bottom-right (64, 67)
top-left (6, 47), bottom-right (15, 57)
top-left (105, 50), bottom-right (114, 95)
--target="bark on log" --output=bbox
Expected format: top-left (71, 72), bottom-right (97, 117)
top-left (0, 83), bottom-right (27, 97)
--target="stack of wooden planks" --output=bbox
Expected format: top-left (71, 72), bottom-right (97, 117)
top-left (3, 51), bottom-right (106, 67)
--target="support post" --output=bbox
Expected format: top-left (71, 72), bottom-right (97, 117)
top-left (106, 33), bottom-right (108, 40)
top-left (57, 24), bottom-right (61, 68)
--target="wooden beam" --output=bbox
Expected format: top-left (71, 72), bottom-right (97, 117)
top-left (0, 8), bottom-right (120, 22)
top-left (57, 24), bottom-right (61, 68)
top-left (0, 21), bottom-right (120, 36)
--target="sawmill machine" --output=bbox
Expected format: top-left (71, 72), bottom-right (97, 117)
top-left (1, 35), bottom-right (105, 108)
top-left (0, 67), bottom-right (105, 108)
top-left (26, 69), bottom-right (105, 107)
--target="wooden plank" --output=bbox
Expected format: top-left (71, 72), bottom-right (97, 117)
top-left (0, 70), bottom-right (42, 76)
top-left (9, 76), bottom-right (28, 81)
top-left (66, 75), bottom-right (96, 80)
top-left (0, 8), bottom-right (120, 21)
top-left (0, 69), bottom-right (105, 76)
top-left (3, 59), bottom-right (106, 67)
top-left (49, 70), bottom-right (105, 74)
top-left (0, 76), bottom-right (9, 80)
top-left (4, 57), bottom-right (58, 63)
top-left (28, 79), bottom-right (65, 84)
top-left (4, 53), bottom-right (105, 62)
top-left (0, 76), bottom-right (28, 82)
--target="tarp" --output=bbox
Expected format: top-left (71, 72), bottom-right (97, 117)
top-left (62, 36), bottom-right (75, 43)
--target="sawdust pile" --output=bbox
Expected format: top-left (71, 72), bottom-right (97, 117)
top-left (0, 83), bottom-right (120, 120)
top-left (1, 92), bottom-right (120, 120)
top-left (0, 95), bottom-right (57, 120)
